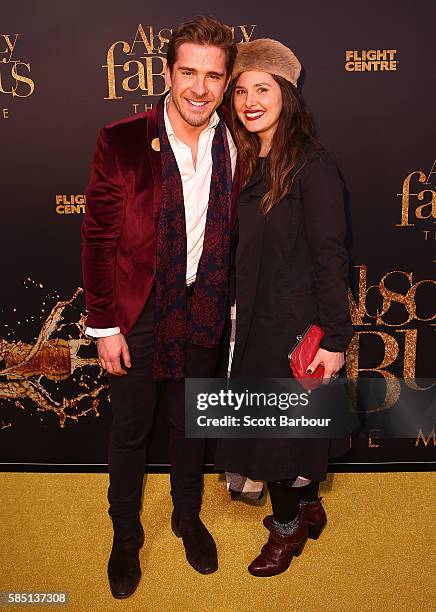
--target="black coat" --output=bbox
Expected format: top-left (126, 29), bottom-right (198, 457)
top-left (215, 151), bottom-right (354, 482)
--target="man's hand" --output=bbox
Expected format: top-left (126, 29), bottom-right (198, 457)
top-left (96, 333), bottom-right (131, 376)
top-left (306, 348), bottom-right (344, 383)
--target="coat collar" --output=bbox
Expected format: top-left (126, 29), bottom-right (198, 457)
top-left (240, 157), bottom-right (268, 196)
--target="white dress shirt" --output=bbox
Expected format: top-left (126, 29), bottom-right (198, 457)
top-left (86, 96), bottom-right (237, 338)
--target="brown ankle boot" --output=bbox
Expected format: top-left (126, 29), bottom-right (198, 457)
top-left (248, 520), bottom-right (308, 577)
top-left (263, 497), bottom-right (327, 540)
top-left (300, 498), bottom-right (327, 539)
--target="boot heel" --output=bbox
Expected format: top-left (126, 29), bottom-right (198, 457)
top-left (294, 536), bottom-right (307, 557)
top-left (307, 521), bottom-right (326, 540)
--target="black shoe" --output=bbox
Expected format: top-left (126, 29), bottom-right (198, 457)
top-left (171, 513), bottom-right (218, 574)
top-left (107, 524), bottom-right (145, 599)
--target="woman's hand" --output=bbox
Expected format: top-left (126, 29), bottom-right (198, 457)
top-left (306, 348), bottom-right (344, 383)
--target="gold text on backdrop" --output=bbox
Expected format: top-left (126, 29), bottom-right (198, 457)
top-left (346, 266), bottom-right (436, 409)
top-left (0, 33), bottom-right (35, 97)
top-left (396, 160), bottom-right (436, 233)
top-left (345, 49), bottom-right (398, 71)
top-left (103, 24), bottom-right (257, 103)
top-left (55, 195), bottom-right (86, 215)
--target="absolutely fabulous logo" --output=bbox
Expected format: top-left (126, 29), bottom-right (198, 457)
top-left (345, 160), bottom-right (436, 448)
top-left (396, 160), bottom-right (436, 240)
top-left (102, 23), bottom-right (257, 114)
top-left (0, 33), bottom-right (36, 119)
top-left (347, 265), bottom-right (435, 448)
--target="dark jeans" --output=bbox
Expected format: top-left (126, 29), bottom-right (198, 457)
top-left (107, 290), bottom-right (220, 535)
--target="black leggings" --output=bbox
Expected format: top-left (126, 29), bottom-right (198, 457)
top-left (267, 481), bottom-right (320, 524)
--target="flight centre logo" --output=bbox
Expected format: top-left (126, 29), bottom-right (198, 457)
top-left (0, 33), bottom-right (36, 120)
top-left (344, 49), bottom-right (398, 72)
top-left (396, 160), bottom-right (436, 240)
top-left (55, 194), bottom-right (86, 215)
top-left (102, 23), bottom-right (257, 114)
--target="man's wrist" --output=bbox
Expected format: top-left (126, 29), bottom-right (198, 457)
top-left (85, 326), bottom-right (121, 339)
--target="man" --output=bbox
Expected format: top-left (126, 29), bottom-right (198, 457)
top-left (81, 16), bottom-right (238, 598)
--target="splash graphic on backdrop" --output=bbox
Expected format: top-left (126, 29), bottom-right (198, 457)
top-left (396, 159), bottom-right (436, 240)
top-left (0, 287), bottom-right (107, 428)
top-left (103, 23), bottom-right (257, 113)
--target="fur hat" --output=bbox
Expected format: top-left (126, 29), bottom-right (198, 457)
top-left (232, 38), bottom-right (301, 86)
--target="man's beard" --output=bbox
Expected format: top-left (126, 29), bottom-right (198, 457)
top-left (172, 95), bottom-right (213, 127)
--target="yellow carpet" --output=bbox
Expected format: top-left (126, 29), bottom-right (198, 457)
top-left (0, 472), bottom-right (435, 612)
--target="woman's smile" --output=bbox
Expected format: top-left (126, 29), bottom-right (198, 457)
top-left (244, 109), bottom-right (266, 121)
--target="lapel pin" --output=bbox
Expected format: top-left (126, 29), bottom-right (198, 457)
top-left (151, 137), bottom-right (160, 152)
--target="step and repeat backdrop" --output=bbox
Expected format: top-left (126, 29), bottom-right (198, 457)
top-left (1, 0), bottom-right (435, 469)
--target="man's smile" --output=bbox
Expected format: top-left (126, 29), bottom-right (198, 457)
top-left (185, 98), bottom-right (210, 108)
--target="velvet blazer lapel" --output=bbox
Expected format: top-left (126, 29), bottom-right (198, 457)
top-left (145, 103), bottom-right (162, 229)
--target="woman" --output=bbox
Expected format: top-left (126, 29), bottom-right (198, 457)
top-left (215, 39), bottom-right (354, 577)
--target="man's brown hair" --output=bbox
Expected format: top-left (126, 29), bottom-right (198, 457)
top-left (167, 16), bottom-right (237, 77)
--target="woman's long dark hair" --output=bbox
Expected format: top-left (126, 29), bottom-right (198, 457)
top-left (231, 75), bottom-right (323, 214)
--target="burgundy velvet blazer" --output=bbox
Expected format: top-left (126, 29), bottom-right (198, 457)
top-left (81, 103), bottom-right (240, 335)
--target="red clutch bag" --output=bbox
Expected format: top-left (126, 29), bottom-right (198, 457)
top-left (288, 324), bottom-right (325, 391)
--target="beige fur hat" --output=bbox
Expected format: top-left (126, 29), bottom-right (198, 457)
top-left (232, 38), bottom-right (301, 86)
